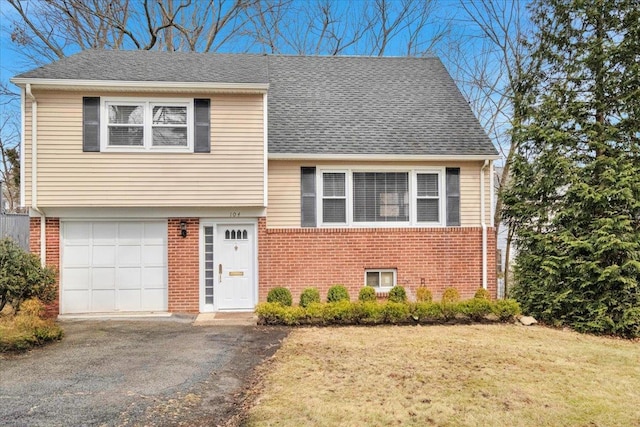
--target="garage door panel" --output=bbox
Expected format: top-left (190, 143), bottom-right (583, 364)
top-left (144, 223), bottom-right (167, 244)
top-left (142, 246), bottom-right (165, 265)
top-left (93, 223), bottom-right (117, 243)
top-left (92, 268), bottom-right (116, 289)
top-left (118, 290), bottom-right (142, 311)
top-left (91, 290), bottom-right (116, 312)
top-left (142, 289), bottom-right (166, 311)
top-left (92, 246), bottom-right (116, 266)
top-left (64, 222), bottom-right (91, 243)
top-left (117, 267), bottom-right (142, 289)
top-left (142, 267), bottom-right (166, 287)
top-left (64, 246), bottom-right (90, 266)
top-left (119, 223), bottom-right (143, 244)
top-left (63, 268), bottom-right (90, 290)
top-left (118, 245), bottom-right (141, 265)
top-left (62, 221), bottom-right (167, 314)
top-left (64, 290), bottom-right (91, 313)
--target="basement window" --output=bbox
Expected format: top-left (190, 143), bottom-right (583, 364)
top-left (365, 269), bottom-right (397, 290)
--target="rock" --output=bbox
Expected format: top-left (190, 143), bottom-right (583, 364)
top-left (518, 315), bottom-right (538, 326)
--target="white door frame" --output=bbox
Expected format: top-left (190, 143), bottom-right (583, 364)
top-left (199, 219), bottom-right (258, 312)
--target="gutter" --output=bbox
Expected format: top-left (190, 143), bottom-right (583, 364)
top-left (11, 78), bottom-right (269, 94)
top-left (480, 159), bottom-right (489, 290)
top-left (26, 84), bottom-right (46, 265)
top-left (269, 153), bottom-right (501, 161)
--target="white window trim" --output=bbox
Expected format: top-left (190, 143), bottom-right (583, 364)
top-left (100, 97), bottom-right (194, 152)
top-left (317, 170), bottom-right (349, 226)
top-left (364, 269), bottom-right (397, 292)
top-left (317, 167), bottom-right (446, 228)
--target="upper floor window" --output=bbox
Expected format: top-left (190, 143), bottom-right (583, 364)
top-left (102, 98), bottom-right (193, 152)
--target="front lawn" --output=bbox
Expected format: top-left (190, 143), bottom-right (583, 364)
top-left (243, 324), bottom-right (640, 426)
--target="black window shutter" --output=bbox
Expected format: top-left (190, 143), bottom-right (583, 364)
top-left (446, 168), bottom-right (461, 226)
top-left (83, 97), bottom-right (100, 152)
top-left (194, 98), bottom-right (211, 153)
top-left (301, 167), bottom-right (317, 227)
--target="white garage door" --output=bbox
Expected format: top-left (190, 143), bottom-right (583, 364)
top-left (61, 221), bottom-right (168, 314)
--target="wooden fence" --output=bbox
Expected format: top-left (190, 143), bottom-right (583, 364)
top-left (0, 213), bottom-right (30, 251)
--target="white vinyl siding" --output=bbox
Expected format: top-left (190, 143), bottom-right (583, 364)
top-left (267, 160), bottom-right (491, 228)
top-left (23, 90), bottom-right (265, 207)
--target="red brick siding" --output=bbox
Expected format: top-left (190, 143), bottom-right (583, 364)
top-left (258, 218), bottom-right (497, 303)
top-left (29, 217), bottom-right (60, 317)
top-left (167, 218), bottom-right (200, 313)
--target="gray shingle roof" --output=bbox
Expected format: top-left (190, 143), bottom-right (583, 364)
top-left (14, 50), bottom-right (497, 157)
top-left (15, 50), bottom-right (268, 83)
top-left (266, 55), bottom-right (496, 156)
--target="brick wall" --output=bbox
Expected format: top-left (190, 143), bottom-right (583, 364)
top-left (258, 218), bottom-right (497, 303)
top-left (167, 218), bottom-right (200, 313)
top-left (29, 217), bottom-right (60, 317)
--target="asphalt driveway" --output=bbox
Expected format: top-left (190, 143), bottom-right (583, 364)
top-left (0, 320), bottom-right (288, 427)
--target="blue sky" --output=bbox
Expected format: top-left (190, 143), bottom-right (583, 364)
top-left (0, 0), bottom-right (526, 164)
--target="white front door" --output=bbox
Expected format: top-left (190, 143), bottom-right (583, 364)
top-left (201, 223), bottom-right (256, 312)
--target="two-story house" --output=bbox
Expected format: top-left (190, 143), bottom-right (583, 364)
top-left (11, 50), bottom-right (498, 315)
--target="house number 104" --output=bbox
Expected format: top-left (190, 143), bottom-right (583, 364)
top-left (230, 211), bottom-right (241, 217)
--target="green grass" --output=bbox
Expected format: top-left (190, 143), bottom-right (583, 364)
top-left (243, 324), bottom-right (640, 426)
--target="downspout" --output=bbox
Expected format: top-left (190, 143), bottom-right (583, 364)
top-left (26, 84), bottom-right (46, 265)
top-left (480, 159), bottom-right (489, 290)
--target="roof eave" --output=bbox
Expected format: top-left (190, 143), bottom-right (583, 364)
top-left (10, 78), bottom-right (269, 94)
top-left (268, 153), bottom-right (501, 161)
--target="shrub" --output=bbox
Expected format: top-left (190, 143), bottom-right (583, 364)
top-left (460, 298), bottom-right (492, 321)
top-left (358, 287), bottom-right (377, 302)
top-left (355, 301), bottom-right (384, 324)
top-left (382, 302), bottom-right (411, 324)
top-left (255, 302), bottom-right (304, 325)
top-left (492, 299), bottom-right (522, 322)
top-left (441, 287), bottom-right (460, 304)
top-left (304, 302), bottom-right (325, 322)
top-left (322, 300), bottom-right (357, 324)
top-left (266, 287), bottom-right (293, 306)
top-left (0, 298), bottom-right (63, 352)
top-left (388, 286), bottom-right (407, 303)
top-left (411, 302), bottom-right (443, 322)
top-left (299, 288), bottom-right (320, 308)
top-left (326, 285), bottom-right (350, 303)
top-left (416, 287), bottom-right (433, 303)
top-left (474, 288), bottom-right (492, 300)
top-left (0, 239), bottom-right (57, 313)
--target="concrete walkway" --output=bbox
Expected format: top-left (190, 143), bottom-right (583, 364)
top-left (193, 312), bottom-right (258, 326)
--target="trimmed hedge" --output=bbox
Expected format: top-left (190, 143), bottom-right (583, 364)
top-left (358, 287), bottom-right (377, 302)
top-left (388, 286), bottom-right (407, 303)
top-left (327, 285), bottom-right (350, 303)
top-left (300, 288), bottom-right (321, 308)
top-left (267, 287), bottom-right (293, 306)
top-left (256, 297), bottom-right (522, 326)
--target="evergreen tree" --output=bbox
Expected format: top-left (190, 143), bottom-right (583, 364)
top-left (503, 0), bottom-right (640, 336)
